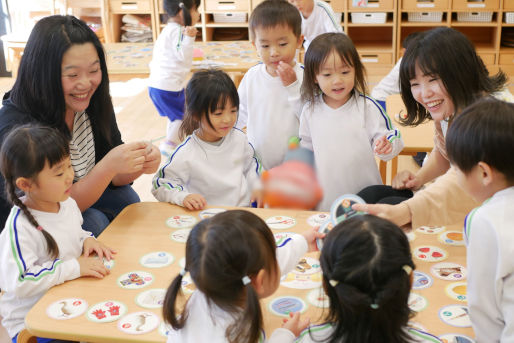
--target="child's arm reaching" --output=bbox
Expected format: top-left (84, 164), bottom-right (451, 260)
top-left (268, 312), bottom-right (310, 343)
top-left (276, 227), bottom-right (324, 276)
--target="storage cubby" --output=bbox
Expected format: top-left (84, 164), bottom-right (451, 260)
top-left (107, 0), bottom-right (156, 42)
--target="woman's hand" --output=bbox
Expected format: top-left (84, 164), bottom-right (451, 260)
top-left (392, 170), bottom-right (422, 191)
top-left (142, 143), bottom-right (161, 174)
top-left (105, 142), bottom-right (147, 174)
top-left (352, 202), bottom-right (411, 227)
top-left (183, 194), bottom-right (207, 210)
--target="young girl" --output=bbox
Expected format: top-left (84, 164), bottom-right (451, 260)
top-left (296, 214), bottom-right (441, 343)
top-left (299, 32), bottom-right (403, 211)
top-left (152, 70), bottom-right (261, 210)
top-left (148, 0), bottom-right (201, 156)
top-left (163, 209), bottom-right (315, 342)
top-left (0, 125), bottom-right (115, 343)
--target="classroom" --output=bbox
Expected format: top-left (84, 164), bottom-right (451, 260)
top-left (0, 0), bottom-right (513, 342)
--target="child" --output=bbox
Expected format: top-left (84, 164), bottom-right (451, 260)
top-left (163, 209), bottom-right (318, 342)
top-left (236, 0), bottom-right (304, 170)
top-left (148, 0), bottom-right (201, 156)
top-left (152, 70), bottom-right (261, 210)
top-left (299, 32), bottom-right (403, 211)
top-left (0, 125), bottom-right (114, 343)
top-left (296, 214), bottom-right (442, 343)
top-left (446, 98), bottom-right (514, 342)
top-left (288, 0), bottom-right (342, 51)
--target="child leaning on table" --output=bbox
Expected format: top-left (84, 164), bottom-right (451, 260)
top-left (296, 214), bottom-right (442, 343)
top-left (0, 125), bottom-right (114, 343)
top-left (151, 69), bottom-right (262, 210)
top-left (236, 0), bottom-right (305, 170)
top-left (163, 209), bottom-right (323, 342)
top-left (446, 98), bottom-right (514, 343)
top-left (148, 0), bottom-right (201, 156)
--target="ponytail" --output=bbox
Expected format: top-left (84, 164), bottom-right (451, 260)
top-left (162, 271), bottom-right (188, 329)
top-left (226, 279), bottom-right (262, 343)
top-left (179, 2), bottom-right (192, 26)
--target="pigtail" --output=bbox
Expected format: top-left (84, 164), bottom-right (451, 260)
top-left (179, 2), bottom-right (192, 26)
top-left (227, 282), bottom-right (262, 343)
top-left (162, 271), bottom-right (188, 329)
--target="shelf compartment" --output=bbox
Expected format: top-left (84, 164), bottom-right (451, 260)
top-left (452, 0), bottom-right (499, 11)
top-left (505, 0), bottom-right (514, 10)
top-left (451, 12), bottom-right (498, 26)
top-left (347, 0), bottom-right (394, 11)
top-left (109, 0), bottom-right (152, 13)
top-left (205, 0), bottom-right (249, 11)
top-left (478, 52), bottom-right (496, 64)
top-left (401, 0), bottom-right (449, 10)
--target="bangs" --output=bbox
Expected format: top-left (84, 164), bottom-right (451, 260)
top-left (209, 90), bottom-right (239, 114)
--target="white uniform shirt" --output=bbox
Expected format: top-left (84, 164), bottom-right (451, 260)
top-left (0, 198), bottom-right (92, 338)
top-left (152, 128), bottom-right (261, 207)
top-left (236, 63), bottom-right (304, 170)
top-left (302, 0), bottom-right (342, 51)
top-left (299, 93), bottom-right (403, 211)
top-left (465, 186), bottom-right (514, 342)
top-left (371, 57), bottom-right (401, 102)
top-left (148, 22), bottom-right (195, 91)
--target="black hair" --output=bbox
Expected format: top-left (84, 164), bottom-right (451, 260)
top-left (301, 32), bottom-right (367, 106)
top-left (399, 27), bottom-right (507, 126)
top-left (163, 0), bottom-right (201, 26)
top-left (0, 125), bottom-right (71, 259)
top-left (9, 15), bottom-right (114, 143)
top-left (401, 31), bottom-right (424, 50)
top-left (179, 69), bottom-right (239, 140)
top-left (446, 97), bottom-right (514, 184)
top-left (162, 210), bottom-right (278, 343)
top-left (317, 214), bottom-right (415, 343)
top-left (249, 0), bottom-right (302, 41)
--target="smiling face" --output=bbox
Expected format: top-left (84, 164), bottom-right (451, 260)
top-left (409, 63), bottom-right (455, 122)
top-left (253, 24), bottom-right (303, 77)
top-left (61, 43), bottom-right (102, 119)
top-left (315, 50), bottom-right (355, 109)
top-left (197, 98), bottom-right (238, 142)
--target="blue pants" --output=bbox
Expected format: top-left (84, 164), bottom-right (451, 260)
top-left (148, 87), bottom-right (185, 122)
top-left (11, 334), bottom-right (74, 343)
top-left (81, 184), bottom-right (140, 237)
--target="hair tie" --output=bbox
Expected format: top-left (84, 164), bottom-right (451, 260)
top-left (242, 275), bottom-right (251, 286)
top-left (370, 303), bottom-right (379, 310)
top-left (328, 279), bottom-right (339, 287)
top-left (402, 265), bottom-right (413, 275)
top-left (179, 268), bottom-right (187, 276)
top-left (179, 2), bottom-right (185, 8)
top-left (36, 226), bottom-right (44, 231)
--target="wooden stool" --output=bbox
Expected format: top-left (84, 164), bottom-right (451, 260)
top-left (16, 329), bottom-right (37, 343)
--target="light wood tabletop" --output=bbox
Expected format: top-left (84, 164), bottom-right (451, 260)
top-left (26, 202), bottom-right (474, 342)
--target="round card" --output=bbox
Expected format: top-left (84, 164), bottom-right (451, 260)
top-left (103, 258), bottom-right (115, 270)
top-left (330, 194), bottom-right (366, 225)
top-left (265, 216), bottom-right (296, 230)
top-left (46, 298), bottom-right (88, 320)
top-left (140, 252), bottom-right (174, 268)
top-left (292, 257), bottom-right (321, 275)
top-left (316, 220), bottom-right (334, 250)
top-left (416, 226), bottom-right (445, 234)
top-left (413, 245), bottom-right (448, 262)
top-left (86, 300), bottom-right (127, 323)
top-left (412, 271), bottom-right (433, 290)
top-left (445, 282), bottom-right (467, 302)
top-left (306, 288), bottom-right (330, 308)
top-left (159, 321), bottom-right (173, 337)
top-left (181, 274), bottom-right (196, 294)
top-left (274, 232), bottom-right (302, 247)
top-left (118, 311), bottom-right (160, 335)
top-left (405, 230), bottom-right (416, 242)
top-left (281, 271), bottom-right (322, 289)
top-left (439, 334), bottom-right (475, 343)
top-left (408, 293), bottom-right (428, 312)
top-left (165, 215), bottom-right (197, 229)
top-left (198, 208), bottom-right (226, 219)
top-left (136, 288), bottom-right (166, 309)
top-left (170, 229), bottom-right (191, 243)
top-left (117, 271), bottom-right (154, 290)
top-left (178, 257), bottom-right (186, 268)
top-left (431, 262), bottom-right (467, 281)
top-left (306, 213), bottom-right (330, 227)
top-left (438, 305), bottom-right (471, 327)
top-left (438, 231), bottom-right (465, 246)
top-left (269, 296), bottom-right (307, 317)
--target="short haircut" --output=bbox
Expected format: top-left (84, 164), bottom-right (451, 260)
top-left (446, 97), bottom-right (514, 184)
top-left (249, 0), bottom-right (302, 41)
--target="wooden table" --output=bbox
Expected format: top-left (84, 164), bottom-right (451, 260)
top-left (25, 202), bottom-right (475, 342)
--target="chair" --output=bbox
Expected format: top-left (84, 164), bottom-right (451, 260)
top-left (16, 329), bottom-right (37, 343)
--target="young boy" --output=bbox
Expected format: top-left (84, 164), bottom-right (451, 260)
top-left (288, 0), bottom-right (341, 50)
top-left (236, 0), bottom-right (304, 170)
top-left (446, 98), bottom-right (514, 343)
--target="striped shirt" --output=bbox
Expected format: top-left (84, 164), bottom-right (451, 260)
top-left (70, 111), bottom-right (95, 182)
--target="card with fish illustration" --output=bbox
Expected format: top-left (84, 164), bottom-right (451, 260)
top-left (416, 226), bottom-right (445, 234)
top-left (292, 257), bottom-right (321, 275)
top-left (445, 282), bottom-right (467, 302)
top-left (306, 288), bottom-right (330, 308)
top-left (266, 216), bottom-right (296, 229)
top-left (438, 231), bottom-right (465, 246)
top-left (198, 208), bottom-right (226, 219)
top-left (117, 311), bottom-right (160, 335)
top-left (438, 305), bottom-right (471, 327)
top-left (306, 213), bottom-right (330, 227)
top-left (117, 271), bottom-right (154, 290)
top-left (139, 251), bottom-right (174, 268)
top-left (281, 271), bottom-right (322, 289)
top-left (431, 262), bottom-right (467, 281)
top-left (413, 245), bottom-right (448, 262)
top-left (439, 333), bottom-right (475, 343)
top-left (86, 300), bottom-right (127, 323)
top-left (408, 293), bottom-right (428, 312)
top-left (46, 298), bottom-right (88, 320)
top-left (165, 215), bottom-right (197, 229)
top-left (135, 288), bottom-right (166, 309)
top-left (412, 271), bottom-right (433, 290)
top-left (269, 296), bottom-right (307, 317)
top-left (170, 229), bottom-right (192, 243)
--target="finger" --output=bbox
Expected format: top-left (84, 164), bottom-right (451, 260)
top-left (94, 247), bottom-right (104, 261)
top-left (88, 269), bottom-right (104, 279)
top-left (352, 203), bottom-right (370, 213)
top-left (83, 248), bottom-right (90, 258)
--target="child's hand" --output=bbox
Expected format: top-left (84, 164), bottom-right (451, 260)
top-left (282, 312), bottom-right (310, 337)
top-left (302, 226), bottom-right (325, 252)
top-left (392, 170), bottom-right (421, 190)
top-left (183, 194), bottom-right (207, 210)
top-left (142, 143), bottom-right (161, 174)
top-left (183, 26), bottom-right (197, 37)
top-left (251, 189), bottom-right (263, 208)
top-left (82, 237), bottom-right (116, 261)
top-left (77, 256), bottom-right (110, 278)
top-left (374, 135), bottom-right (393, 155)
top-left (276, 61), bottom-right (297, 87)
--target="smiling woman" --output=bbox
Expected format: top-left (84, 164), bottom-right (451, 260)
top-left (0, 15), bottom-right (161, 236)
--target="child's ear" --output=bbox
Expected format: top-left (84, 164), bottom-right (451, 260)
top-left (296, 34), bottom-right (304, 49)
top-left (251, 269), bottom-right (266, 297)
top-left (15, 177), bottom-right (32, 193)
top-left (477, 161), bottom-right (494, 186)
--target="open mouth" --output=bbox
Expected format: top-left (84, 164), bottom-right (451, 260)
top-left (425, 99), bottom-right (443, 110)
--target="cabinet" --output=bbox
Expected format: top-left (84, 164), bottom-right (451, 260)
top-left (106, 0), bottom-right (157, 42)
top-left (62, 0), bottom-right (109, 42)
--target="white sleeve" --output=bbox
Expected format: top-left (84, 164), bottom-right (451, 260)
top-left (365, 100), bottom-right (404, 161)
top-left (322, 5), bottom-right (342, 33)
top-left (299, 105), bottom-right (313, 151)
top-left (285, 77), bottom-right (303, 120)
top-left (236, 74), bottom-right (249, 129)
top-left (371, 58), bottom-right (401, 101)
top-left (243, 137), bottom-right (262, 190)
top-left (267, 328), bottom-right (296, 343)
top-left (173, 33), bottom-right (195, 66)
top-left (276, 234), bottom-right (308, 276)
